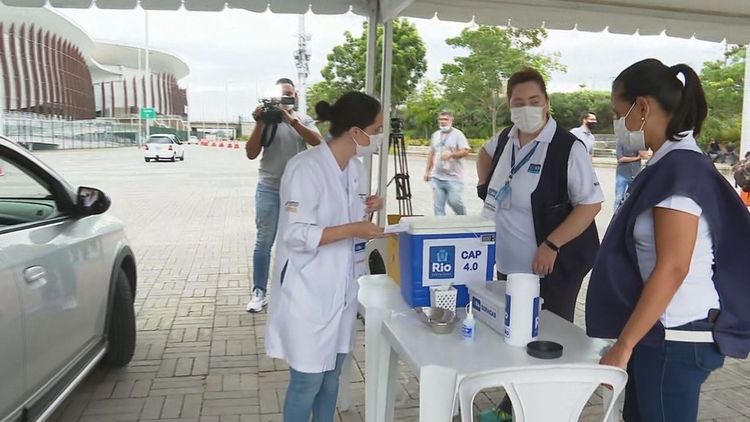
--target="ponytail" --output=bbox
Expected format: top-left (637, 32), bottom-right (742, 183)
top-left (614, 59), bottom-right (708, 142)
top-left (667, 64), bottom-right (708, 140)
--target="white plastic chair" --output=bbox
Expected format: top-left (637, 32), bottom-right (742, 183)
top-left (458, 364), bottom-right (628, 422)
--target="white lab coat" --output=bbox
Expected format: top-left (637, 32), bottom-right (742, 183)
top-left (265, 141), bottom-right (368, 373)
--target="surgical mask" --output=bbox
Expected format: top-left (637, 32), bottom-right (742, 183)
top-left (283, 104), bottom-right (295, 111)
top-left (352, 129), bottom-right (383, 157)
top-left (439, 124), bottom-right (452, 133)
top-left (614, 103), bottom-right (646, 151)
top-left (511, 106), bottom-right (546, 134)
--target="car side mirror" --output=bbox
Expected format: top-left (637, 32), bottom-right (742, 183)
top-left (76, 186), bottom-right (111, 217)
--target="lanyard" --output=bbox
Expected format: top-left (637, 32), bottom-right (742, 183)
top-left (508, 141), bottom-right (539, 181)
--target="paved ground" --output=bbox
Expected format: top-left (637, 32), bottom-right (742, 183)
top-left (33, 145), bottom-right (748, 422)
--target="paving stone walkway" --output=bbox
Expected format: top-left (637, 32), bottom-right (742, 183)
top-left (35, 145), bottom-right (749, 422)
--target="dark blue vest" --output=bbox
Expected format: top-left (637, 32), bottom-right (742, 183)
top-left (495, 124), bottom-right (600, 288)
top-left (586, 149), bottom-right (750, 358)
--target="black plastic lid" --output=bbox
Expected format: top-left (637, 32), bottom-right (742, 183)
top-left (527, 340), bottom-right (564, 359)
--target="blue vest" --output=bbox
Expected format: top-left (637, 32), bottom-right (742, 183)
top-left (586, 149), bottom-right (750, 358)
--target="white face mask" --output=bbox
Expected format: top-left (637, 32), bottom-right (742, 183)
top-left (283, 103), bottom-right (295, 111)
top-left (352, 129), bottom-right (383, 157)
top-left (510, 106), bottom-right (546, 134)
top-left (439, 124), bottom-right (452, 133)
top-left (613, 103), bottom-right (646, 151)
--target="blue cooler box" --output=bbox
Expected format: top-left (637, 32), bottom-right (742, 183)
top-left (398, 216), bottom-right (496, 308)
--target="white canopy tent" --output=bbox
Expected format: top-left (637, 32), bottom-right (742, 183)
top-left (2, 0), bottom-right (750, 225)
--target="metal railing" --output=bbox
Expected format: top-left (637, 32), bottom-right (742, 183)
top-left (1, 111), bottom-right (139, 149)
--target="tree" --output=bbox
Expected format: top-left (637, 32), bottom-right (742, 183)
top-left (307, 19), bottom-right (427, 108)
top-left (401, 81), bottom-right (444, 139)
top-left (699, 46), bottom-right (745, 149)
top-left (549, 90), bottom-right (613, 133)
top-left (440, 25), bottom-right (565, 137)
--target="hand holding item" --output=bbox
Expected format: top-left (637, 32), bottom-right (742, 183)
top-left (424, 173), bottom-right (431, 182)
top-left (351, 221), bottom-right (385, 240)
top-left (365, 195), bottom-right (385, 213)
top-left (532, 242), bottom-right (558, 275)
top-left (279, 107), bottom-right (294, 124)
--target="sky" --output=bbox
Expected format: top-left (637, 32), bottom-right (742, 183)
top-left (57, 7), bottom-right (728, 122)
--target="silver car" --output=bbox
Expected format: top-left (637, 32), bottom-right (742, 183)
top-left (0, 136), bottom-right (137, 422)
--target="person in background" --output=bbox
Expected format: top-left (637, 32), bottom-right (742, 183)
top-left (587, 58), bottom-right (750, 422)
top-left (264, 92), bottom-right (386, 422)
top-left (245, 78), bottom-right (322, 313)
top-left (569, 111), bottom-right (598, 158)
top-left (614, 135), bottom-right (646, 210)
top-left (476, 68), bottom-right (604, 421)
top-left (424, 111), bottom-right (471, 216)
top-left (707, 138), bottom-right (723, 162)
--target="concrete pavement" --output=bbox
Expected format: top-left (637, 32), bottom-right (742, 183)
top-left (33, 145), bottom-right (749, 422)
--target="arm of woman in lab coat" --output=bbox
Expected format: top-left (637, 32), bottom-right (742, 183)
top-left (281, 162), bottom-right (379, 253)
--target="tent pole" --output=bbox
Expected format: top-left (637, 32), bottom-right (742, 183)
top-left (364, 0), bottom-right (379, 193)
top-left (741, 43), bottom-right (750, 158)
top-left (377, 19), bottom-right (394, 227)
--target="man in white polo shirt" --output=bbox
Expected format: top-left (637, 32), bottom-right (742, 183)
top-left (570, 111), bottom-right (598, 158)
top-left (424, 111), bottom-right (471, 216)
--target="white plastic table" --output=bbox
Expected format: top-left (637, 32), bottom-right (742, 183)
top-left (338, 275), bottom-right (412, 422)
top-left (375, 309), bottom-right (618, 422)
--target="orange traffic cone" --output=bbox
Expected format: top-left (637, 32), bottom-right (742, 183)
top-left (234, 142), bottom-right (240, 149)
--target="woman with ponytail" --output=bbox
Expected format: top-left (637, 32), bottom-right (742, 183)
top-left (586, 59), bottom-right (750, 421)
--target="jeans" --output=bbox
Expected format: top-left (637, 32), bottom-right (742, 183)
top-left (623, 320), bottom-right (725, 422)
top-left (253, 183), bottom-right (280, 293)
top-left (284, 354), bottom-right (347, 422)
top-left (431, 178), bottom-right (466, 216)
top-left (615, 174), bottom-right (634, 210)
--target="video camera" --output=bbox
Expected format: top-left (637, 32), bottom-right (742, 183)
top-left (257, 96), bottom-right (296, 125)
top-left (390, 117), bottom-right (403, 134)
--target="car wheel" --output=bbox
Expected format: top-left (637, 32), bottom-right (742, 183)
top-left (170, 155), bottom-right (176, 162)
top-left (103, 268), bottom-right (136, 368)
top-left (180, 153), bottom-right (185, 161)
top-left (144, 158), bottom-right (150, 162)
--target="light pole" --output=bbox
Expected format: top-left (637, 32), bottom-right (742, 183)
top-left (144, 8), bottom-right (151, 139)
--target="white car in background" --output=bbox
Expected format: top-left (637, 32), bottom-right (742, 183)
top-left (187, 136), bottom-right (199, 145)
top-left (143, 135), bottom-right (184, 162)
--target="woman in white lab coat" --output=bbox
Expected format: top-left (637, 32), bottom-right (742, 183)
top-left (265, 91), bottom-right (386, 422)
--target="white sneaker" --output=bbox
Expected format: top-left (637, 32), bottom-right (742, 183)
top-left (246, 289), bottom-right (267, 313)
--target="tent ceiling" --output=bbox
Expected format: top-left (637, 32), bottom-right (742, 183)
top-left (1, 0), bottom-right (749, 43)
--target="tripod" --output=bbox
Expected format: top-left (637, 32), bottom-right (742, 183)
top-left (387, 118), bottom-right (413, 216)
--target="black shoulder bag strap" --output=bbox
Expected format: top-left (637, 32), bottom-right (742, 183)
top-left (477, 126), bottom-right (513, 200)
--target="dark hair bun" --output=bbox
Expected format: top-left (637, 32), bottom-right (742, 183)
top-left (315, 101), bottom-right (333, 122)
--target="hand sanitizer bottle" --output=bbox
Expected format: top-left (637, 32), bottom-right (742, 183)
top-left (462, 302), bottom-right (475, 340)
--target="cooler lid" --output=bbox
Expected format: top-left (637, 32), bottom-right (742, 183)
top-left (400, 215), bottom-right (495, 234)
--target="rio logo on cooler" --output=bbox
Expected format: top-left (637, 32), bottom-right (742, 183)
top-left (429, 246), bottom-right (455, 279)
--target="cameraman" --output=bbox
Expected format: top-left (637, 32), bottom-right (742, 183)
top-left (245, 78), bottom-right (322, 313)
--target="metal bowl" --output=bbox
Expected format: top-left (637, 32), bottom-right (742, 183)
top-left (414, 307), bottom-right (457, 334)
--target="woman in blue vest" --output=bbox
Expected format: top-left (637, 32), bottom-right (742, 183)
top-left (477, 68), bottom-right (604, 421)
top-left (587, 59), bottom-right (750, 422)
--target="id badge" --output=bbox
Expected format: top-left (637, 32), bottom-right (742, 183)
top-left (494, 184), bottom-right (511, 210)
top-left (354, 240), bottom-right (367, 278)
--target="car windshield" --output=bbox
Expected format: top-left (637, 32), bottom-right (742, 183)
top-left (147, 137), bottom-right (172, 144)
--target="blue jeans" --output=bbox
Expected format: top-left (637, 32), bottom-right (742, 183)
top-left (284, 353), bottom-right (347, 422)
top-left (431, 178), bottom-right (466, 216)
top-left (623, 320), bottom-right (725, 422)
top-left (253, 183), bottom-right (280, 293)
top-left (615, 174), bottom-right (634, 210)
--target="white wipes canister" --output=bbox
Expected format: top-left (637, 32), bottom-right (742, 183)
top-left (504, 273), bottom-right (541, 347)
